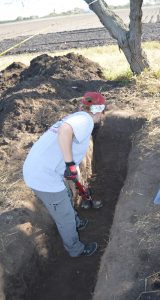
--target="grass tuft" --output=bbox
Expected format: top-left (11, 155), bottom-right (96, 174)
top-left (135, 69), bottom-right (160, 97)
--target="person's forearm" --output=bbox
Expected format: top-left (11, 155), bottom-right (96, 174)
top-left (58, 123), bottom-right (74, 162)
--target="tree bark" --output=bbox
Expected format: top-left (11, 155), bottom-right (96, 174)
top-left (83, 0), bottom-right (150, 74)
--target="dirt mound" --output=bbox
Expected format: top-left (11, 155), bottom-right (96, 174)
top-left (21, 52), bottom-right (104, 80)
top-left (5, 62), bottom-right (26, 72)
top-left (0, 62), bottom-right (26, 96)
top-left (0, 52), bottom-right (108, 144)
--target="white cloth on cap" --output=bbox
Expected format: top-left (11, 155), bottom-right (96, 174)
top-left (90, 104), bottom-right (105, 114)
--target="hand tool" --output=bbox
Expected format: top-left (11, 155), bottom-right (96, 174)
top-left (73, 178), bottom-right (93, 208)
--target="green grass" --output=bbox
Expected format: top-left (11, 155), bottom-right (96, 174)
top-left (0, 41), bottom-right (160, 81)
top-left (73, 42), bottom-right (160, 80)
top-left (153, 69), bottom-right (160, 79)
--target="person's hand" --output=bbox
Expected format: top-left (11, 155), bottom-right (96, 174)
top-left (64, 162), bottom-right (77, 180)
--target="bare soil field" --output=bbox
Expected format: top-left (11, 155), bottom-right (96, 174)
top-left (0, 6), bottom-right (160, 40)
top-left (0, 7), bottom-right (160, 56)
top-left (0, 23), bottom-right (160, 56)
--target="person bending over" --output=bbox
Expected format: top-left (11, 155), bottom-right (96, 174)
top-left (23, 92), bottom-right (106, 257)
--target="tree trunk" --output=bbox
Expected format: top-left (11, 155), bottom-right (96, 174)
top-left (83, 0), bottom-right (150, 74)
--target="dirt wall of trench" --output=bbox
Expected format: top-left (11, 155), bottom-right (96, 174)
top-left (93, 116), bottom-right (160, 300)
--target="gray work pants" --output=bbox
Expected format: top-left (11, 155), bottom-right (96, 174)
top-left (33, 188), bottom-right (84, 257)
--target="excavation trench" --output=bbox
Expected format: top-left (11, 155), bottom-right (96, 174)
top-left (15, 111), bottom-right (145, 300)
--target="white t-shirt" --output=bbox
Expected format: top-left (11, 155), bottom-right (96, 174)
top-left (23, 111), bottom-right (94, 192)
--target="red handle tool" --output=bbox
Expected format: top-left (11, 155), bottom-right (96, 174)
top-left (73, 178), bottom-right (93, 204)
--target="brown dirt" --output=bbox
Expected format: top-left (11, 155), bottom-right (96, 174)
top-left (0, 52), bottom-right (160, 300)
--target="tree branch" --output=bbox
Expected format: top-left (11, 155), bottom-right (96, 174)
top-left (83, 0), bottom-right (128, 46)
top-left (84, 0), bottom-right (149, 73)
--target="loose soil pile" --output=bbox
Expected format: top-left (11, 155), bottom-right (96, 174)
top-left (0, 52), bottom-right (160, 300)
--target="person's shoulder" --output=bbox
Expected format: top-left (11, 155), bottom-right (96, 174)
top-left (72, 111), bottom-right (91, 119)
top-left (64, 111), bottom-right (93, 129)
top-left (73, 111), bottom-right (92, 122)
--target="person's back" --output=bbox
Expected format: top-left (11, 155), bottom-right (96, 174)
top-left (23, 111), bottom-right (94, 192)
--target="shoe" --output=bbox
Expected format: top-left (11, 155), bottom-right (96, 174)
top-left (81, 200), bottom-right (103, 209)
top-left (92, 200), bottom-right (103, 209)
top-left (80, 242), bottom-right (98, 256)
top-left (77, 218), bottom-right (88, 231)
top-left (81, 200), bottom-right (91, 209)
